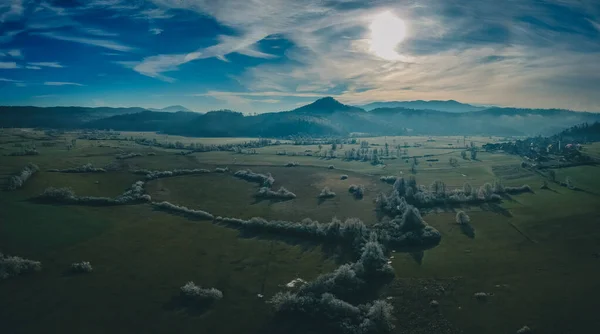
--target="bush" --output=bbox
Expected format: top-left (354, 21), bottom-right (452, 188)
top-left (116, 152), bottom-right (142, 160)
top-left (39, 181), bottom-right (150, 205)
top-left (328, 165), bottom-right (335, 169)
top-left (7, 148), bottom-right (39, 156)
top-left (234, 169), bottom-right (275, 187)
top-left (348, 184), bottom-right (364, 199)
top-left (340, 174), bottom-right (348, 180)
top-left (151, 201), bottom-right (214, 220)
top-left (256, 186), bottom-right (297, 200)
top-left (285, 161), bottom-right (299, 167)
top-left (48, 163), bottom-right (106, 173)
top-left (455, 211), bottom-right (470, 225)
top-left (144, 169), bottom-right (210, 180)
top-left (70, 261), bottom-right (93, 273)
top-left (379, 176), bottom-right (397, 184)
top-left (503, 184), bottom-right (533, 194)
top-left (215, 167), bottom-right (229, 173)
top-left (0, 252), bottom-right (42, 279)
top-left (180, 281), bottom-right (223, 301)
top-left (318, 187), bottom-right (336, 199)
top-left (6, 163), bottom-right (39, 190)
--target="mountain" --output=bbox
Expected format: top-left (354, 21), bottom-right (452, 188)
top-left (2, 99), bottom-right (600, 137)
top-left (0, 106), bottom-right (147, 128)
top-left (360, 100), bottom-right (488, 113)
top-left (148, 105), bottom-right (194, 112)
top-left (292, 97), bottom-right (364, 114)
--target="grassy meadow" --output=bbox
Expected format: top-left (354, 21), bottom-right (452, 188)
top-left (1, 129), bottom-right (599, 334)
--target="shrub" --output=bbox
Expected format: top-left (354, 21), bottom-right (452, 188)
top-left (503, 184), bottom-right (533, 194)
top-left (180, 281), bottom-right (223, 301)
top-left (256, 186), bottom-right (297, 200)
top-left (328, 165), bottom-right (335, 169)
top-left (285, 161), bottom-right (299, 167)
top-left (565, 176), bottom-right (575, 190)
top-left (6, 163), bottom-right (39, 190)
top-left (7, 148), bottom-right (39, 156)
top-left (144, 169), bottom-right (210, 180)
top-left (215, 167), bottom-right (229, 173)
top-left (379, 176), bottom-right (397, 184)
top-left (455, 211), bottom-right (470, 225)
top-left (234, 169), bottom-right (275, 187)
top-left (116, 152), bottom-right (142, 160)
top-left (340, 174), bottom-right (348, 180)
top-left (151, 201), bottom-right (214, 220)
top-left (318, 187), bottom-right (336, 199)
top-left (0, 252), bottom-right (42, 279)
top-left (48, 163), bottom-right (106, 173)
top-left (39, 181), bottom-right (149, 205)
top-left (348, 184), bottom-right (364, 199)
top-left (70, 261), bottom-right (93, 273)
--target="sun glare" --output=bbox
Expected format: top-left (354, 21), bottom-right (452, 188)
top-left (369, 11), bottom-right (406, 60)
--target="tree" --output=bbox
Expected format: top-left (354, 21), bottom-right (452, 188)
top-left (449, 157), bottom-right (459, 167)
top-left (384, 142), bottom-right (389, 156)
top-left (470, 149), bottom-right (478, 160)
top-left (566, 176), bottom-right (575, 189)
top-left (455, 211), bottom-right (470, 225)
top-left (548, 170), bottom-right (556, 182)
top-left (332, 143), bottom-right (337, 150)
top-left (461, 151), bottom-right (468, 160)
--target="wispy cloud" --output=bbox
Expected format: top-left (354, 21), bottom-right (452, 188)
top-left (0, 0), bottom-right (24, 22)
top-left (44, 81), bottom-right (84, 86)
top-left (195, 91), bottom-right (330, 98)
top-left (33, 94), bottom-right (58, 98)
top-left (28, 62), bottom-right (64, 68)
top-left (32, 32), bottom-right (135, 52)
top-left (6, 49), bottom-right (22, 58)
top-left (0, 61), bottom-right (19, 69)
top-left (25, 65), bottom-right (41, 70)
top-left (149, 28), bottom-right (163, 35)
top-left (0, 77), bottom-right (21, 82)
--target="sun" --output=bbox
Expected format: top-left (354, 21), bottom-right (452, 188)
top-left (369, 11), bottom-right (406, 60)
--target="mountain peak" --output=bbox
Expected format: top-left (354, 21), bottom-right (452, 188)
top-left (293, 96), bottom-right (362, 114)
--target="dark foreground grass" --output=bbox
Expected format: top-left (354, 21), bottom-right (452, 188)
top-left (1, 130), bottom-right (600, 334)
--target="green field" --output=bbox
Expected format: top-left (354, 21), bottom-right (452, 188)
top-left (1, 129), bottom-right (599, 334)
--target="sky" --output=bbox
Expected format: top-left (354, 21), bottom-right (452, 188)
top-left (1, 0), bottom-right (600, 113)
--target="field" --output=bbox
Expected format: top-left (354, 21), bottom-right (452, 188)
top-left (1, 129), bottom-right (599, 334)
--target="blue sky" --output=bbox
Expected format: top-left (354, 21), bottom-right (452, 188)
top-left (1, 0), bottom-right (600, 113)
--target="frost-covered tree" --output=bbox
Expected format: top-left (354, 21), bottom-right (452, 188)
top-left (455, 211), bottom-right (470, 225)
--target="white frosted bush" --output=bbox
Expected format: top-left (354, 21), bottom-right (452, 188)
top-left (6, 163), bottom-right (39, 190)
top-left (0, 252), bottom-right (42, 279)
top-left (455, 211), bottom-right (470, 225)
top-left (151, 201), bottom-right (214, 220)
top-left (70, 261), bottom-right (93, 273)
top-left (180, 281), bottom-right (223, 301)
top-left (318, 187), bottom-right (336, 199)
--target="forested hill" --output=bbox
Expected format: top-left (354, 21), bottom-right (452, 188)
top-left (2, 98), bottom-right (600, 137)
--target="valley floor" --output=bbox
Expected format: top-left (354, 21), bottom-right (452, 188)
top-left (1, 129), bottom-right (599, 334)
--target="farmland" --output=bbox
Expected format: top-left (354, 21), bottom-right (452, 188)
top-left (1, 129), bottom-right (599, 334)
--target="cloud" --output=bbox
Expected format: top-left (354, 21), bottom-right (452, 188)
top-left (33, 94), bottom-right (58, 98)
top-left (82, 28), bottom-right (119, 37)
top-left (0, 61), bottom-right (19, 69)
top-left (0, 0), bottom-right (24, 22)
top-left (135, 8), bottom-right (174, 20)
top-left (32, 32), bottom-right (135, 52)
top-left (149, 28), bottom-right (163, 35)
top-left (0, 77), bottom-right (21, 82)
top-left (195, 91), bottom-right (330, 98)
top-left (25, 65), bottom-right (41, 70)
top-left (15, 82), bottom-right (26, 87)
top-left (28, 62), bottom-right (64, 68)
top-left (7, 49), bottom-right (22, 58)
top-left (44, 81), bottom-right (84, 86)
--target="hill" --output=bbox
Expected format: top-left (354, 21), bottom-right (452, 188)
top-left (2, 98), bottom-right (600, 137)
top-left (148, 105), bottom-right (194, 113)
top-left (360, 100), bottom-right (487, 113)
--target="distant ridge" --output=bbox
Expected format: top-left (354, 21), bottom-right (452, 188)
top-left (360, 100), bottom-right (488, 113)
top-left (148, 105), bottom-right (194, 112)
